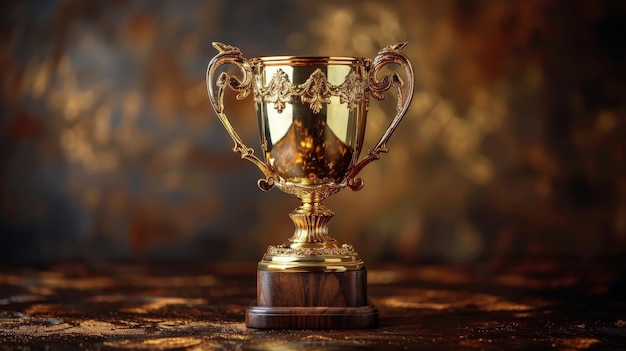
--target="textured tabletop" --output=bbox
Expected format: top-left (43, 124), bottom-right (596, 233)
top-left (1, 259), bottom-right (625, 350)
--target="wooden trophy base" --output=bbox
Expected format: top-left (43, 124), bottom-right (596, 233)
top-left (246, 268), bottom-right (378, 329)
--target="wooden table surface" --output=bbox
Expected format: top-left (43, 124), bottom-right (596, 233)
top-left (1, 259), bottom-right (625, 350)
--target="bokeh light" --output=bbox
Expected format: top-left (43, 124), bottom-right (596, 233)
top-left (1, 0), bottom-right (624, 263)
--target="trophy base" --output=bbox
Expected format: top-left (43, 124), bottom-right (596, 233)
top-left (246, 268), bottom-right (378, 329)
top-left (246, 302), bottom-right (379, 329)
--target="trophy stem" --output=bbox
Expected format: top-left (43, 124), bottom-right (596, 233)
top-left (285, 201), bottom-right (338, 248)
top-left (257, 196), bottom-right (364, 272)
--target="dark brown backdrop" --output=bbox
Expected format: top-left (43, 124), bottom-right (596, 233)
top-left (1, 0), bottom-right (625, 263)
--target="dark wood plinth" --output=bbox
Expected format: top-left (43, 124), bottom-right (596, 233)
top-left (246, 303), bottom-right (378, 329)
top-left (246, 268), bottom-right (379, 329)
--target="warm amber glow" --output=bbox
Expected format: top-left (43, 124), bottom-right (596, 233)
top-left (2, 1), bottom-right (624, 261)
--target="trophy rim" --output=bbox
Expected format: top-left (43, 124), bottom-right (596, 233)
top-left (250, 56), bottom-right (369, 66)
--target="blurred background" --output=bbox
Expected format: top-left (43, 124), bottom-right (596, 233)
top-left (1, 0), bottom-right (624, 264)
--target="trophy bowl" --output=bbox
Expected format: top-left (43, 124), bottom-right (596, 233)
top-left (207, 42), bottom-right (414, 329)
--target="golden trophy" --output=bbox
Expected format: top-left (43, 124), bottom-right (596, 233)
top-left (207, 42), bottom-right (414, 329)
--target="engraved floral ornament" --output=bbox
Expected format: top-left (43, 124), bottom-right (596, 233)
top-left (254, 69), bottom-right (292, 113)
top-left (254, 68), bottom-right (366, 114)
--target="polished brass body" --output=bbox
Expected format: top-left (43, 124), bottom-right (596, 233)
top-left (207, 42), bottom-right (414, 271)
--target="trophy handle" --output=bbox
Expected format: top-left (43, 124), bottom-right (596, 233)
top-left (346, 42), bottom-right (414, 191)
top-left (206, 42), bottom-right (275, 191)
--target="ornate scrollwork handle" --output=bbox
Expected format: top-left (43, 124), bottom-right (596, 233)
top-left (206, 42), bottom-right (275, 191)
top-left (346, 42), bottom-right (415, 191)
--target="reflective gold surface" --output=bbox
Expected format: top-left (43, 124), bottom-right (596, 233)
top-left (207, 42), bottom-right (413, 271)
top-left (253, 59), bottom-right (366, 189)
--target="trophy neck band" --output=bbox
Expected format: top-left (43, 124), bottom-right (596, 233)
top-left (250, 56), bottom-right (370, 66)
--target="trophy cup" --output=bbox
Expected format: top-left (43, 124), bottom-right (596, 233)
top-left (207, 42), bottom-right (413, 329)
